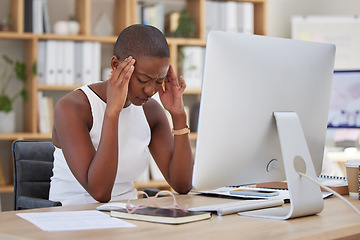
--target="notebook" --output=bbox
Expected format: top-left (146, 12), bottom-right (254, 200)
top-left (256, 175), bottom-right (348, 195)
top-left (110, 207), bottom-right (211, 225)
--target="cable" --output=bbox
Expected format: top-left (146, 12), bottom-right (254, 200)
top-left (299, 172), bottom-right (360, 217)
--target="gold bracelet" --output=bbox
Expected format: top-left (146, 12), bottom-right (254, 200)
top-left (172, 126), bottom-right (190, 135)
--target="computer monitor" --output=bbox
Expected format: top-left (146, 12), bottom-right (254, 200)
top-left (328, 70), bottom-right (360, 128)
top-left (192, 31), bottom-right (335, 219)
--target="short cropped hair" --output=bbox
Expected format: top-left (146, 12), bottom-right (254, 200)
top-left (114, 24), bottom-right (170, 60)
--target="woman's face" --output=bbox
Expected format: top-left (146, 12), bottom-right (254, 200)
top-left (127, 55), bottom-right (170, 106)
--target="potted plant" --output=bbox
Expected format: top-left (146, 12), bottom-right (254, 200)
top-left (0, 54), bottom-right (28, 133)
top-left (173, 11), bottom-right (195, 38)
top-left (1, 14), bottom-right (11, 31)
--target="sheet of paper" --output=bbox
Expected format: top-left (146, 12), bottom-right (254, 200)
top-left (96, 202), bottom-right (128, 211)
top-left (96, 202), bottom-right (137, 211)
top-left (17, 210), bottom-right (136, 231)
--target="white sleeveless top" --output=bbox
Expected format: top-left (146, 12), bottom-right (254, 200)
top-left (49, 85), bottom-right (151, 205)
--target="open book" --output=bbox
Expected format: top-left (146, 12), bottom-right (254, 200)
top-left (110, 207), bottom-right (211, 225)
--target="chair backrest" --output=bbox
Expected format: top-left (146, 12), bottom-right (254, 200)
top-left (12, 140), bottom-right (57, 210)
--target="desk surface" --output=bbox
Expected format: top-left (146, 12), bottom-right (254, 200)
top-left (0, 194), bottom-right (359, 240)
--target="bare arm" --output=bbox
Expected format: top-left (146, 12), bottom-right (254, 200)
top-left (52, 57), bottom-right (135, 202)
top-left (146, 65), bottom-right (194, 193)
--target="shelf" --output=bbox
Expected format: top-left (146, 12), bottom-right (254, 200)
top-left (0, 129), bottom-right (196, 142)
top-left (38, 84), bottom-right (82, 91)
top-left (38, 84), bottom-right (201, 94)
top-left (0, 181), bottom-right (171, 194)
top-left (189, 132), bottom-right (197, 141)
top-left (0, 130), bottom-right (196, 142)
top-left (240, 0), bottom-right (267, 3)
top-left (167, 38), bottom-right (206, 46)
top-left (0, 133), bottom-right (51, 141)
top-left (184, 88), bottom-right (202, 95)
top-left (0, 32), bottom-right (34, 39)
top-left (0, 32), bottom-right (113, 43)
top-left (0, 32), bottom-right (116, 44)
top-left (0, 185), bottom-right (13, 193)
top-left (37, 34), bottom-right (117, 43)
top-left (0, 32), bottom-right (206, 45)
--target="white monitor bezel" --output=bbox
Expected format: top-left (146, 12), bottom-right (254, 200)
top-left (192, 31), bottom-right (336, 190)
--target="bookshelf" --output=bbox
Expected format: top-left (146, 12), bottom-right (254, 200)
top-left (0, 0), bottom-right (267, 193)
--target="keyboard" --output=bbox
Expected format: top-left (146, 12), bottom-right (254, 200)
top-left (189, 199), bottom-right (284, 216)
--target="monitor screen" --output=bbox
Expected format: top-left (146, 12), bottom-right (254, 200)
top-left (192, 31), bottom-right (335, 190)
top-left (327, 71), bottom-right (360, 128)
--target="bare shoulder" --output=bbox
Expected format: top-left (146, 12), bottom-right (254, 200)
top-left (52, 89), bottom-right (92, 146)
top-left (55, 89), bottom-right (91, 117)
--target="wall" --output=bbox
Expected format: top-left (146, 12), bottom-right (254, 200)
top-left (267, 0), bottom-right (360, 38)
top-left (267, 0), bottom-right (360, 174)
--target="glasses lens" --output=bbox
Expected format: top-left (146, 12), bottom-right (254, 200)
top-left (127, 191), bottom-right (184, 211)
top-left (127, 191), bottom-right (148, 208)
top-left (153, 191), bottom-right (176, 209)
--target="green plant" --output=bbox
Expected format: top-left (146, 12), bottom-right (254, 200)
top-left (174, 11), bottom-right (195, 38)
top-left (0, 54), bottom-right (28, 113)
top-left (1, 14), bottom-right (11, 31)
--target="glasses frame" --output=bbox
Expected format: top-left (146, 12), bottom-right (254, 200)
top-left (126, 190), bottom-right (188, 214)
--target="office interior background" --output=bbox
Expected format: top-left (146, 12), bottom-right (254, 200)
top-left (0, 0), bottom-right (360, 211)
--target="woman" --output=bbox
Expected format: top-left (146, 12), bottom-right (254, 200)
top-left (49, 24), bottom-right (194, 205)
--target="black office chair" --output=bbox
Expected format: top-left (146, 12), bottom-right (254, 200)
top-left (12, 140), bottom-right (62, 210)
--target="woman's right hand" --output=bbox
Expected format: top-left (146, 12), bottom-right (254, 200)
top-left (106, 56), bottom-right (135, 116)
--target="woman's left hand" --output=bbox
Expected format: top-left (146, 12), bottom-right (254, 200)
top-left (158, 64), bottom-right (186, 116)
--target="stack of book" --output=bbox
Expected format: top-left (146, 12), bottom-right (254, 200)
top-left (137, 3), bottom-right (165, 33)
top-left (181, 46), bottom-right (206, 90)
top-left (37, 91), bottom-right (53, 134)
top-left (37, 40), bottom-right (101, 86)
top-left (24, 0), bottom-right (51, 34)
top-left (205, 0), bottom-right (254, 36)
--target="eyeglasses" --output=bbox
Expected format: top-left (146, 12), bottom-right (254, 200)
top-left (126, 190), bottom-right (188, 214)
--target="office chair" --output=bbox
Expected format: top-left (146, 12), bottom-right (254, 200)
top-left (12, 140), bottom-right (62, 210)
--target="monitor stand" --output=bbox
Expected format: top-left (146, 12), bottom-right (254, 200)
top-left (240, 111), bottom-right (324, 220)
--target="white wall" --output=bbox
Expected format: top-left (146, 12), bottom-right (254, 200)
top-left (267, 0), bottom-right (360, 38)
top-left (267, 0), bottom-right (360, 143)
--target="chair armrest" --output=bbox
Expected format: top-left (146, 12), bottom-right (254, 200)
top-left (16, 196), bottom-right (62, 210)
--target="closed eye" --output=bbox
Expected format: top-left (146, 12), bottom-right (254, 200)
top-left (156, 76), bottom-right (166, 85)
top-left (137, 77), bottom-right (147, 84)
